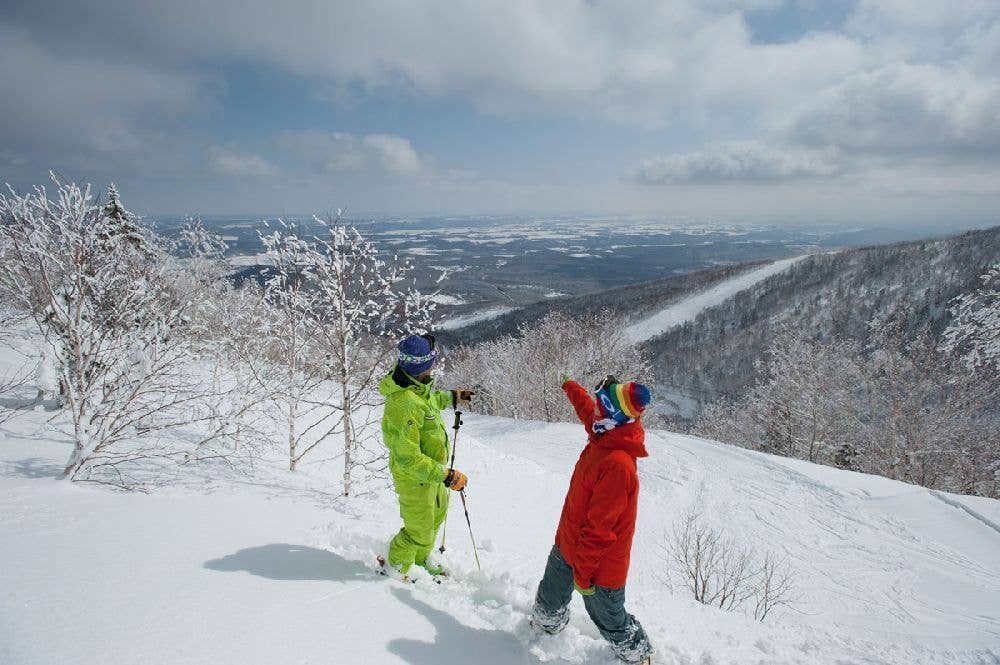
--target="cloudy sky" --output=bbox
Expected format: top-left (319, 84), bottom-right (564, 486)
top-left (1, 1), bottom-right (998, 225)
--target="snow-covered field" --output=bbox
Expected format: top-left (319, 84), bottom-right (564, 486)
top-left (2, 369), bottom-right (998, 664)
top-left (625, 257), bottom-right (807, 344)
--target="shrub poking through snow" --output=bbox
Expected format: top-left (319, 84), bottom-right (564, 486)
top-left (666, 507), bottom-right (794, 622)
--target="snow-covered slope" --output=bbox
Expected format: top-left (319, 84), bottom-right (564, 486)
top-left (2, 399), bottom-right (998, 664)
top-left (438, 306), bottom-right (518, 331)
top-left (625, 256), bottom-right (807, 344)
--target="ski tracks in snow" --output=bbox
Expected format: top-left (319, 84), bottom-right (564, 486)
top-left (634, 431), bottom-right (1000, 658)
top-left (309, 424), bottom-right (1000, 665)
top-left (320, 535), bottom-right (624, 664)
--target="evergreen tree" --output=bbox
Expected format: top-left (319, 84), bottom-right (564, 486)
top-left (100, 183), bottom-right (149, 253)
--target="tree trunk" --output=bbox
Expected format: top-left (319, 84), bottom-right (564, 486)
top-left (61, 445), bottom-right (84, 479)
top-left (288, 399), bottom-right (297, 471)
top-left (342, 383), bottom-right (353, 497)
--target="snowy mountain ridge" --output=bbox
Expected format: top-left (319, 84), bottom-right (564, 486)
top-left (649, 225), bottom-right (1000, 418)
top-left (2, 369), bottom-right (998, 665)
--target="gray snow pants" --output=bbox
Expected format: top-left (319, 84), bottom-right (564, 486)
top-left (532, 545), bottom-right (653, 663)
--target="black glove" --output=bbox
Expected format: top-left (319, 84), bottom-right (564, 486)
top-left (452, 389), bottom-right (475, 408)
top-left (594, 374), bottom-right (619, 392)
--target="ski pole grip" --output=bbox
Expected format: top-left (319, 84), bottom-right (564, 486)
top-left (453, 410), bottom-right (463, 430)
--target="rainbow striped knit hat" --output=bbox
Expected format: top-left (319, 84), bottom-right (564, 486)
top-left (596, 381), bottom-right (651, 425)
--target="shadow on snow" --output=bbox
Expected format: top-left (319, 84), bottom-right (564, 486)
top-left (203, 543), bottom-right (373, 582)
top-left (388, 587), bottom-right (550, 665)
top-left (203, 545), bottom-right (558, 664)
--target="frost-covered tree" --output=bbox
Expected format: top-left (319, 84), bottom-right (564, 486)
top-left (100, 182), bottom-right (150, 254)
top-left (173, 218), bottom-right (240, 353)
top-left (256, 222), bottom-right (331, 472)
top-left (309, 220), bottom-right (435, 495)
top-left (696, 323), bottom-right (1000, 497)
top-left (0, 177), bottom-right (237, 486)
top-left (255, 218), bottom-right (436, 490)
top-left (170, 219), bottom-right (273, 459)
top-left (697, 329), bottom-right (863, 464)
top-left (445, 310), bottom-right (650, 423)
top-left (860, 321), bottom-right (997, 493)
top-left (943, 263), bottom-right (1000, 375)
top-left (0, 306), bottom-right (32, 424)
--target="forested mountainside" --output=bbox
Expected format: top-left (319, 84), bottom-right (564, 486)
top-left (649, 225), bottom-right (1000, 416)
top-left (438, 259), bottom-right (770, 346)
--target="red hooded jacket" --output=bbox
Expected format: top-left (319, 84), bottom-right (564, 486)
top-left (554, 380), bottom-right (648, 590)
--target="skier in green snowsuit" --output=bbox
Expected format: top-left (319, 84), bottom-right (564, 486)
top-left (380, 334), bottom-right (472, 576)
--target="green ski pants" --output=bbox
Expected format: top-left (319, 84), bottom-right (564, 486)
top-left (388, 477), bottom-right (450, 572)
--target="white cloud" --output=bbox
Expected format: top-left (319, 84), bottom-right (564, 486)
top-left (272, 130), bottom-right (366, 173)
top-left (787, 63), bottom-right (1000, 156)
top-left (208, 146), bottom-right (277, 177)
top-left (0, 1), bottom-right (872, 127)
top-left (274, 130), bottom-right (423, 177)
top-left (362, 134), bottom-right (422, 175)
top-left (635, 141), bottom-right (842, 184)
top-left (2, 0), bottom-right (1000, 216)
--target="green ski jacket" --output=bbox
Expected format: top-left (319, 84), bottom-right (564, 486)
top-left (379, 367), bottom-right (454, 484)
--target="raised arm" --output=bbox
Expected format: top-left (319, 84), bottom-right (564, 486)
top-left (563, 379), bottom-right (596, 432)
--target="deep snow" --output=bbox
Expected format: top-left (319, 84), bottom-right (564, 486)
top-left (1, 383), bottom-right (998, 665)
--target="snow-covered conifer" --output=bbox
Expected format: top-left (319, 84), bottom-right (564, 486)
top-left (100, 182), bottom-right (150, 254)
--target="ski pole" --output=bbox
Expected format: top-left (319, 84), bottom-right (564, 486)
top-left (458, 488), bottom-right (482, 572)
top-left (438, 409), bottom-right (463, 554)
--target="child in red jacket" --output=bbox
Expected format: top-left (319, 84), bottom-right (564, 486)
top-left (531, 375), bottom-right (653, 664)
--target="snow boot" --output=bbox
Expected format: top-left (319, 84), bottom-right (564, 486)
top-left (376, 555), bottom-right (413, 583)
top-left (529, 605), bottom-right (570, 636)
top-left (415, 557), bottom-right (448, 578)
